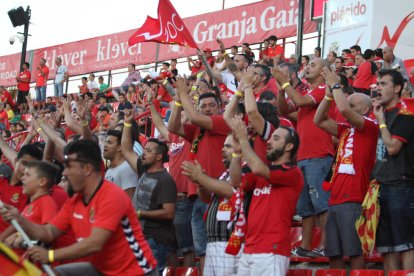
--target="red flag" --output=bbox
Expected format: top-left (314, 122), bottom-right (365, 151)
top-left (128, 0), bottom-right (198, 49)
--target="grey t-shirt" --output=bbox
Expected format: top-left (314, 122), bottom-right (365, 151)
top-left (105, 161), bottom-right (138, 191)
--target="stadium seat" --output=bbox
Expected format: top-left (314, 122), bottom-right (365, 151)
top-left (162, 266), bottom-right (174, 276)
top-left (315, 269), bottom-right (347, 276)
top-left (175, 267), bottom-right (199, 276)
top-left (287, 269), bottom-right (313, 276)
top-left (388, 271), bottom-right (414, 276)
top-left (350, 270), bottom-right (384, 276)
top-left (290, 227), bottom-right (302, 248)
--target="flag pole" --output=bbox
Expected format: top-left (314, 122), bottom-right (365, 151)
top-left (0, 201), bottom-right (56, 276)
top-left (197, 49), bottom-right (222, 99)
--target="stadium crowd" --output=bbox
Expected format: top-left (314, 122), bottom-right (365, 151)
top-left (0, 35), bottom-right (414, 276)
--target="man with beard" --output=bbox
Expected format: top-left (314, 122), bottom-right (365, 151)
top-left (230, 118), bottom-right (304, 275)
top-left (181, 134), bottom-right (242, 275)
top-left (122, 112), bottom-right (177, 274)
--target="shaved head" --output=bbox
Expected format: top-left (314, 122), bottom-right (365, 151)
top-left (348, 93), bottom-right (372, 115)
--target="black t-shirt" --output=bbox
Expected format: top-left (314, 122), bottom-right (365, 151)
top-left (373, 107), bottom-right (414, 184)
top-left (118, 101), bottom-right (133, 111)
top-left (132, 167), bottom-right (177, 248)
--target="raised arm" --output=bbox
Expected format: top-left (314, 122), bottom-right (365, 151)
top-left (145, 86), bottom-right (170, 141)
top-left (313, 87), bottom-right (338, 136)
top-left (167, 78), bottom-right (186, 137)
top-left (0, 138), bottom-right (17, 167)
top-left (63, 100), bottom-right (82, 135)
top-left (231, 117), bottom-right (270, 179)
top-left (121, 110), bottom-right (139, 175)
top-left (271, 68), bottom-right (315, 108)
top-left (182, 160), bottom-right (234, 199)
top-left (323, 68), bottom-right (365, 130)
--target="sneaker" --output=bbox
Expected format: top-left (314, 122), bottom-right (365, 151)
top-left (291, 247), bottom-right (314, 257)
top-left (308, 245), bottom-right (326, 257)
top-left (293, 215), bottom-right (302, 222)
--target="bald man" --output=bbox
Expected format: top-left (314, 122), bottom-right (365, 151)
top-left (273, 58), bottom-right (335, 257)
top-left (314, 68), bottom-right (379, 269)
top-left (382, 47), bottom-right (409, 81)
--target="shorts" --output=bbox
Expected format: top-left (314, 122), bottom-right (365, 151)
top-left (191, 197), bottom-right (208, 257)
top-left (35, 86), bottom-right (47, 102)
top-left (204, 241), bottom-right (242, 276)
top-left (17, 90), bottom-right (29, 105)
top-left (296, 156), bottom-right (333, 217)
top-left (325, 203), bottom-right (363, 257)
top-left (174, 196), bottom-right (194, 254)
top-left (54, 262), bottom-right (103, 276)
top-left (376, 183), bottom-right (414, 253)
top-left (237, 253), bottom-right (289, 276)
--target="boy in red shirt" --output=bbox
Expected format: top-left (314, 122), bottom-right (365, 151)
top-left (16, 62), bottom-right (31, 114)
top-left (0, 161), bottom-right (59, 247)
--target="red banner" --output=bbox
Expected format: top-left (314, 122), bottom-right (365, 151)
top-left (0, 53), bottom-right (27, 87)
top-left (1, 0), bottom-right (317, 86)
top-left (157, 0), bottom-right (317, 60)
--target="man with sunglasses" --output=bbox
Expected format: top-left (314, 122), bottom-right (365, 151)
top-left (1, 140), bottom-right (157, 275)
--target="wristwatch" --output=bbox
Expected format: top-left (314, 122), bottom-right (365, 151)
top-left (330, 83), bottom-right (341, 92)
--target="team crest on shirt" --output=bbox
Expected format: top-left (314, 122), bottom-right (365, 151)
top-left (10, 193), bottom-right (19, 203)
top-left (25, 205), bottom-right (33, 217)
top-left (89, 207), bottom-right (95, 223)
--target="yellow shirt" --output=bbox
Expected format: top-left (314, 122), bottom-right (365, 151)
top-left (6, 110), bottom-right (14, 120)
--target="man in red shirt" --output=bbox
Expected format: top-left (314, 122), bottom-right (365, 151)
top-left (35, 58), bottom-right (49, 110)
top-left (353, 49), bottom-right (377, 94)
top-left (16, 62), bottom-right (31, 114)
top-left (274, 58), bottom-right (335, 257)
top-left (1, 140), bottom-right (157, 276)
top-left (230, 118), bottom-right (304, 275)
top-left (314, 68), bottom-right (379, 269)
top-left (264, 35), bottom-right (285, 63)
top-left (168, 78), bottom-right (231, 274)
top-left (0, 86), bottom-right (15, 109)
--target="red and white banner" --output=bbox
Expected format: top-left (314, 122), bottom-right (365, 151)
top-left (128, 0), bottom-right (198, 48)
top-left (1, 0), bottom-right (317, 86)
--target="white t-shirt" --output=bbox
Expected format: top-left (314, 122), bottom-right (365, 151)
top-left (105, 161), bottom-right (138, 191)
top-left (87, 80), bottom-right (99, 91)
top-left (55, 65), bottom-right (68, 83)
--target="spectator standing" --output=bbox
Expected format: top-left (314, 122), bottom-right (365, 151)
top-left (54, 57), bottom-right (68, 98)
top-left (382, 46), bottom-right (410, 81)
top-left (35, 58), bottom-right (49, 111)
top-left (353, 49), bottom-right (378, 94)
top-left (15, 62), bottom-right (31, 114)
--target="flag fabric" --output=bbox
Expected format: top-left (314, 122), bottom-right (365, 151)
top-left (0, 242), bottom-right (42, 276)
top-left (355, 180), bottom-right (380, 255)
top-left (400, 98), bottom-right (414, 116)
top-left (128, 0), bottom-right (198, 48)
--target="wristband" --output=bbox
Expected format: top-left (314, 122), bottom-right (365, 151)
top-left (223, 51), bottom-right (228, 56)
top-left (174, 101), bottom-right (183, 107)
top-left (48, 250), bottom-right (55, 263)
top-left (235, 91), bottom-right (244, 97)
top-left (282, 82), bottom-right (290, 89)
top-left (81, 121), bottom-right (89, 127)
top-left (137, 210), bottom-right (142, 219)
top-left (124, 122), bottom-right (132, 128)
top-left (324, 95), bottom-right (334, 101)
top-left (232, 152), bottom-right (242, 158)
top-left (162, 80), bottom-right (168, 85)
top-left (191, 85), bottom-right (198, 91)
top-left (36, 128), bottom-right (42, 132)
top-left (379, 124), bottom-right (387, 129)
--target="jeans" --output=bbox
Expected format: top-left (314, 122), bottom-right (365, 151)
top-left (191, 197), bottom-right (208, 257)
top-left (54, 82), bottom-right (64, 97)
top-left (174, 196), bottom-right (194, 253)
top-left (147, 238), bottom-right (169, 275)
top-left (296, 156), bottom-right (333, 217)
top-left (35, 86), bottom-right (47, 102)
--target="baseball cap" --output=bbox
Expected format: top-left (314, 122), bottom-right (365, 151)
top-left (344, 54), bottom-right (355, 61)
top-left (203, 48), bottom-right (212, 53)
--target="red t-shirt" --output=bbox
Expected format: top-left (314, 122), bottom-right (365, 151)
top-left (17, 69), bottom-right (31, 91)
top-left (353, 61), bottom-right (376, 90)
top-left (51, 185), bottom-right (69, 209)
top-left (157, 86), bottom-right (173, 103)
top-left (256, 77), bottom-right (279, 100)
top-left (36, 66), bottom-right (49, 87)
top-left (183, 115), bottom-right (231, 178)
top-left (329, 118), bottom-right (379, 205)
top-left (168, 133), bottom-right (197, 196)
top-left (22, 195), bottom-right (58, 224)
top-left (242, 163), bottom-right (304, 256)
top-left (264, 45), bottom-right (285, 59)
top-left (50, 180), bottom-right (157, 275)
top-left (0, 178), bottom-right (28, 232)
top-left (252, 121), bottom-right (276, 163)
top-left (0, 90), bottom-right (14, 107)
top-left (295, 85), bottom-right (335, 160)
